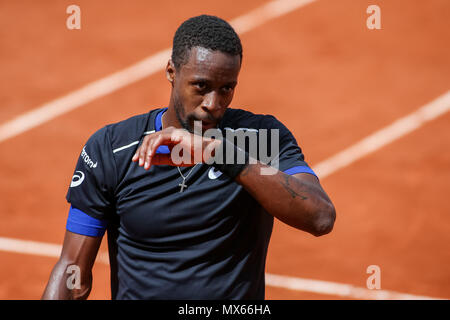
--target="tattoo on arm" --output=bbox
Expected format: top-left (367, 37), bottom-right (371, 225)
top-left (282, 174), bottom-right (308, 200)
top-left (239, 163), bottom-right (251, 177)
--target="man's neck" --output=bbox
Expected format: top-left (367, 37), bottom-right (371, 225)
top-left (161, 95), bottom-right (186, 130)
top-left (160, 105), bottom-right (176, 129)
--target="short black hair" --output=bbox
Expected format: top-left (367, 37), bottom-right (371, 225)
top-left (171, 15), bottom-right (243, 69)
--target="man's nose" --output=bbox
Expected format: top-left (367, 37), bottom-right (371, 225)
top-left (202, 91), bottom-right (220, 112)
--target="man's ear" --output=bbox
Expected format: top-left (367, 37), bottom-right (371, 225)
top-left (166, 59), bottom-right (176, 86)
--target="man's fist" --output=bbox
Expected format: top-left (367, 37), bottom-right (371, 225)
top-left (131, 127), bottom-right (221, 170)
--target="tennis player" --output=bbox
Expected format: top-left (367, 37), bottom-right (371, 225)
top-left (42, 15), bottom-right (335, 300)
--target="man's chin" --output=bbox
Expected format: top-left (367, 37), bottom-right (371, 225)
top-left (189, 120), bottom-right (219, 134)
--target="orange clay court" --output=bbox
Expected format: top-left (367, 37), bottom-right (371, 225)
top-left (0, 0), bottom-right (449, 300)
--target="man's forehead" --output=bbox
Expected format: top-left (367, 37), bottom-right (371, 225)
top-left (195, 47), bottom-right (213, 63)
top-left (181, 46), bottom-right (241, 75)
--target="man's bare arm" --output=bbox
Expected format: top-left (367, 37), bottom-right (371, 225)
top-left (131, 130), bottom-right (336, 236)
top-left (236, 163), bottom-right (336, 237)
top-left (42, 231), bottom-right (103, 300)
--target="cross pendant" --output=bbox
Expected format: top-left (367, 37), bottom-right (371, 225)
top-left (179, 179), bottom-right (188, 193)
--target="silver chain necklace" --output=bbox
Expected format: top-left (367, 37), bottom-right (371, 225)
top-left (176, 164), bottom-right (199, 192)
top-left (161, 112), bottom-right (200, 193)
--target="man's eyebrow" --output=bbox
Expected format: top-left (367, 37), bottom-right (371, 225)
top-left (190, 77), bottom-right (237, 86)
top-left (190, 77), bottom-right (210, 82)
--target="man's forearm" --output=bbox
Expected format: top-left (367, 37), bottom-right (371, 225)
top-left (42, 259), bottom-right (92, 300)
top-left (42, 231), bottom-right (101, 300)
top-left (235, 161), bottom-right (336, 236)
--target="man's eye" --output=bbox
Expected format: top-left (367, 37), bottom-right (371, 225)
top-left (222, 86), bottom-right (233, 93)
top-left (194, 82), bottom-right (206, 89)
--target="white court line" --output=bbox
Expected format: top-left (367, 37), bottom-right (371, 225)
top-left (0, 236), bottom-right (444, 300)
top-left (0, 0), bottom-right (317, 144)
top-left (0, 48), bottom-right (169, 144)
top-left (0, 237), bottom-right (109, 264)
top-left (313, 91), bottom-right (450, 178)
top-left (264, 273), bottom-right (444, 300)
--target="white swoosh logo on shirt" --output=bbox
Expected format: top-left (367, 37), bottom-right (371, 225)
top-left (70, 171), bottom-right (85, 187)
top-left (208, 167), bottom-right (223, 180)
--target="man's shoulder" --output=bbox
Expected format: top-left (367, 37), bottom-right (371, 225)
top-left (221, 108), bottom-right (286, 131)
top-left (106, 108), bottom-right (161, 135)
top-left (89, 108), bottom-right (162, 151)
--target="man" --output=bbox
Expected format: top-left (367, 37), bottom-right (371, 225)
top-left (42, 15), bottom-right (335, 300)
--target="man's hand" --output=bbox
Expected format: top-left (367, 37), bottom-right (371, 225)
top-left (132, 127), bottom-right (221, 170)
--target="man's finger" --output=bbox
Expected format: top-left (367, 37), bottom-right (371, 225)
top-left (138, 135), bottom-right (152, 166)
top-left (133, 129), bottom-right (191, 169)
top-left (145, 134), bottom-right (165, 169)
top-left (145, 132), bottom-right (176, 169)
